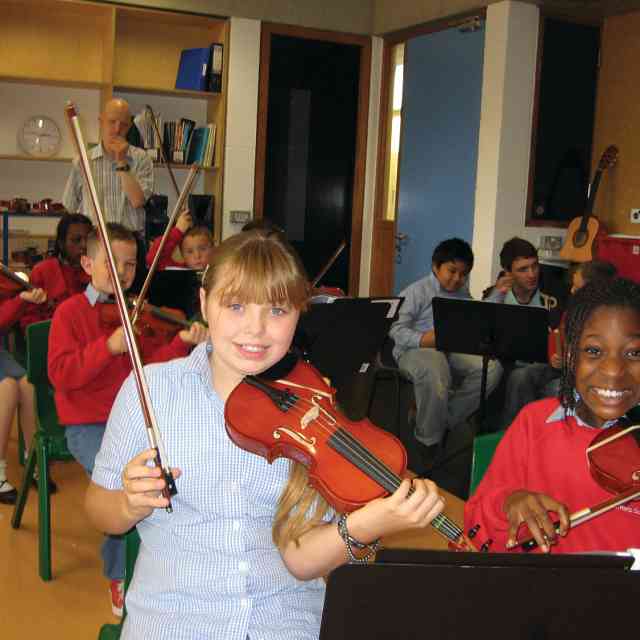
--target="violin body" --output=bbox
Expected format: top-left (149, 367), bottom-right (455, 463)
top-left (0, 263), bottom-right (32, 301)
top-left (225, 360), bottom-right (407, 514)
top-left (587, 425), bottom-right (640, 494)
top-left (98, 299), bottom-right (188, 341)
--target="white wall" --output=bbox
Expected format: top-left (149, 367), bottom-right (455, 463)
top-left (0, 83), bottom-right (101, 237)
top-left (221, 16), bottom-right (260, 240)
top-left (471, 0), bottom-right (565, 298)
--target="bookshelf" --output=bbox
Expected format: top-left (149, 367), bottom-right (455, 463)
top-left (0, 0), bottom-right (228, 242)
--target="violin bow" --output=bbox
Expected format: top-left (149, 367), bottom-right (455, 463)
top-left (64, 102), bottom-right (177, 511)
top-left (130, 105), bottom-right (201, 325)
top-left (311, 239), bottom-right (347, 288)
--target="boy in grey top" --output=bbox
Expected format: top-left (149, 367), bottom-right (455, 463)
top-left (390, 238), bottom-right (502, 469)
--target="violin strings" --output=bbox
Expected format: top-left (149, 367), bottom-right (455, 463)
top-left (266, 389), bottom-right (463, 541)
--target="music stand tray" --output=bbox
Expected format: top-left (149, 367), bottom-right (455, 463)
top-left (319, 551), bottom-right (636, 639)
top-left (432, 298), bottom-right (549, 424)
top-left (296, 297), bottom-right (403, 420)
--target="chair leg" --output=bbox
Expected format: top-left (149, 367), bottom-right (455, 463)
top-left (38, 439), bottom-right (52, 581)
top-left (11, 438), bottom-right (37, 529)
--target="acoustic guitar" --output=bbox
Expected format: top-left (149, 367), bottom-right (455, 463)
top-left (559, 145), bottom-right (618, 263)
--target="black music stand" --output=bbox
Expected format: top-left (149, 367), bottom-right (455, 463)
top-left (432, 298), bottom-right (549, 426)
top-left (295, 297), bottom-right (403, 421)
top-left (319, 550), bottom-right (636, 640)
top-left (148, 268), bottom-right (202, 318)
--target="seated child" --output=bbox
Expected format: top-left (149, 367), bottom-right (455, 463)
top-left (389, 238), bottom-right (502, 469)
top-left (465, 277), bottom-right (640, 553)
top-left (0, 287), bottom-right (47, 503)
top-left (48, 222), bottom-right (207, 616)
top-left (19, 213), bottom-right (93, 331)
top-left (85, 228), bottom-right (445, 639)
top-left (146, 209), bottom-right (213, 271)
top-left (485, 237), bottom-right (559, 429)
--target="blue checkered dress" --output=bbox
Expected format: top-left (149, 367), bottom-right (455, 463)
top-left (93, 342), bottom-right (327, 639)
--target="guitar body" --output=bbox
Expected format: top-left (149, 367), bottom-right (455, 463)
top-left (559, 216), bottom-right (606, 262)
top-left (558, 145), bottom-right (618, 264)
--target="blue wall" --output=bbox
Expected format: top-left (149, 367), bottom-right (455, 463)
top-left (395, 26), bottom-right (485, 292)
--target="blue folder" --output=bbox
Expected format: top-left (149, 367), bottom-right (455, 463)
top-left (175, 47), bottom-right (210, 91)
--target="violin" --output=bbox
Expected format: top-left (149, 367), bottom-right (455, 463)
top-left (517, 424), bottom-right (640, 551)
top-left (0, 263), bottom-right (34, 300)
top-left (98, 297), bottom-right (190, 341)
top-left (225, 358), bottom-right (479, 552)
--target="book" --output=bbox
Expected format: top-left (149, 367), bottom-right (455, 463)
top-left (186, 127), bottom-right (209, 165)
top-left (175, 47), bottom-right (211, 91)
top-left (208, 43), bottom-right (223, 93)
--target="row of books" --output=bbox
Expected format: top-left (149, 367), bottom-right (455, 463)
top-left (133, 111), bottom-right (216, 167)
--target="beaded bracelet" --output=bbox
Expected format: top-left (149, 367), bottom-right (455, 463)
top-left (337, 513), bottom-right (380, 564)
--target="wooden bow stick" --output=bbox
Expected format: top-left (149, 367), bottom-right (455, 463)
top-left (64, 101), bottom-right (177, 511)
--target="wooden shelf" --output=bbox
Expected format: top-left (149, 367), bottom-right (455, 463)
top-left (0, 75), bottom-right (106, 91)
top-left (0, 154), bottom-right (72, 163)
top-left (154, 162), bottom-right (218, 172)
top-left (114, 85), bottom-right (222, 100)
top-left (0, 0), bottom-right (228, 243)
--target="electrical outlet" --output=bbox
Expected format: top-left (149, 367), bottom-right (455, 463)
top-left (631, 209), bottom-right (640, 224)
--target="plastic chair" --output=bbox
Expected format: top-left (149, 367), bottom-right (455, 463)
top-left (468, 430), bottom-right (505, 496)
top-left (97, 528), bottom-right (141, 640)
top-left (11, 320), bottom-right (74, 581)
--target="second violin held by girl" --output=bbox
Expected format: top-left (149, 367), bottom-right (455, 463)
top-left (465, 277), bottom-right (640, 554)
top-left (85, 228), bottom-right (445, 640)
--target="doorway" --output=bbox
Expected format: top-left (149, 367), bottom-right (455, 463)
top-left (254, 24), bottom-right (371, 294)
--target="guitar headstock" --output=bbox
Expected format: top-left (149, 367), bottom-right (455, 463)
top-left (598, 145), bottom-right (619, 170)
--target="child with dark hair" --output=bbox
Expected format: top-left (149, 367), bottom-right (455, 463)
top-left (390, 238), bottom-right (502, 469)
top-left (19, 213), bottom-right (93, 331)
top-left (145, 209), bottom-right (213, 271)
top-left (465, 277), bottom-right (640, 553)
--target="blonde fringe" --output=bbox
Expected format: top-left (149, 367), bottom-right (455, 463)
top-left (272, 461), bottom-right (331, 551)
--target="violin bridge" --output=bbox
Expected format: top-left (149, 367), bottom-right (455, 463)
top-left (301, 405), bottom-right (320, 429)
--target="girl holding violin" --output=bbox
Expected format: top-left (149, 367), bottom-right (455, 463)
top-left (465, 277), bottom-right (640, 553)
top-left (86, 228), bottom-right (444, 640)
top-left (0, 286), bottom-right (47, 504)
top-left (18, 213), bottom-right (93, 331)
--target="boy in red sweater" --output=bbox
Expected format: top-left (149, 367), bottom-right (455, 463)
top-left (19, 213), bottom-right (93, 331)
top-left (146, 209), bottom-right (213, 271)
top-left (465, 277), bottom-right (640, 555)
top-left (0, 287), bottom-right (47, 503)
top-left (48, 223), bottom-right (207, 616)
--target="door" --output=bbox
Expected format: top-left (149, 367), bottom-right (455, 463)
top-left (254, 24), bottom-right (371, 294)
top-left (393, 24), bottom-right (485, 292)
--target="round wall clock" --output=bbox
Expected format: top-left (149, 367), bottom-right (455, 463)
top-left (18, 115), bottom-right (62, 158)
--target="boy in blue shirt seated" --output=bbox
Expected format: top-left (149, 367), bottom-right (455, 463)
top-left (390, 238), bottom-right (502, 469)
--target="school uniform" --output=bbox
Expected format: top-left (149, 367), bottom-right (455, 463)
top-left (146, 227), bottom-right (185, 269)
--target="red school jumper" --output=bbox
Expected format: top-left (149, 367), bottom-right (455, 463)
top-left (146, 227), bottom-right (185, 270)
top-left (464, 397), bottom-right (640, 553)
top-left (19, 257), bottom-right (90, 331)
top-left (0, 296), bottom-right (26, 333)
top-left (48, 292), bottom-right (190, 425)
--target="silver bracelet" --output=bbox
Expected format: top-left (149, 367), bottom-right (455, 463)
top-left (337, 513), bottom-right (380, 564)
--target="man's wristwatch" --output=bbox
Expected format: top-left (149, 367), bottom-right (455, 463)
top-left (115, 163), bottom-right (130, 172)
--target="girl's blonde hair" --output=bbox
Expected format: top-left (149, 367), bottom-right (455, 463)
top-left (202, 229), bottom-right (331, 549)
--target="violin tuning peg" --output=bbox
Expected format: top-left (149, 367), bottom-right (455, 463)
top-left (468, 524), bottom-right (480, 539)
top-left (479, 538), bottom-right (493, 553)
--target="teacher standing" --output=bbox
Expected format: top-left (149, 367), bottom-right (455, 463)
top-left (63, 98), bottom-right (153, 234)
